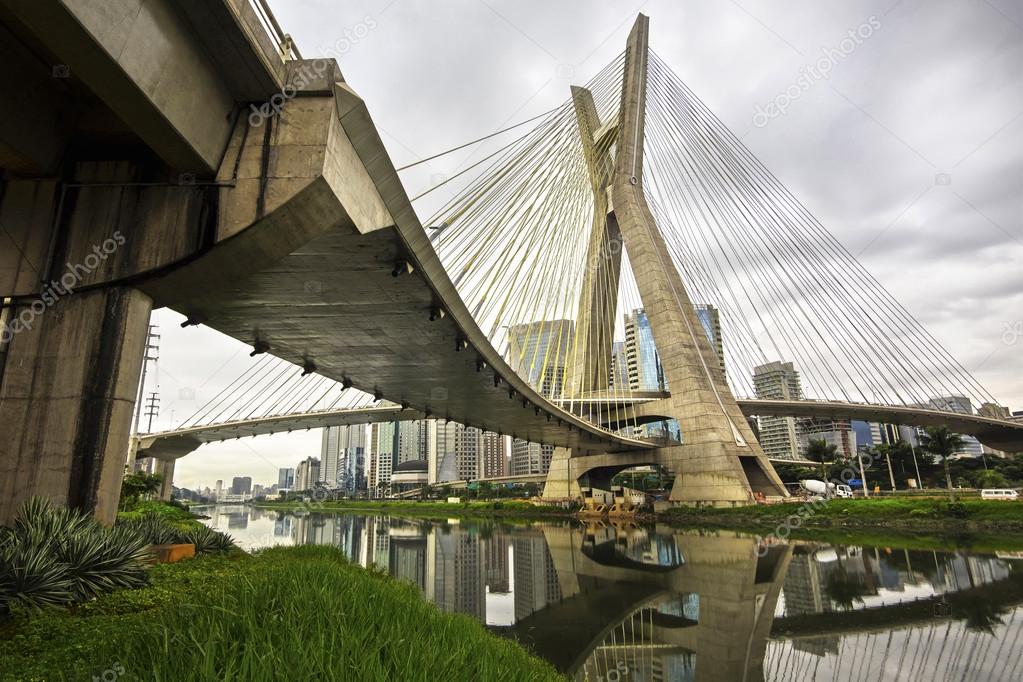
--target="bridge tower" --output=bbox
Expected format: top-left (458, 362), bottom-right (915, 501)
top-left (549, 15), bottom-right (787, 505)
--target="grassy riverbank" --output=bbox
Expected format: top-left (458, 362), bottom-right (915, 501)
top-left (660, 497), bottom-right (1023, 535)
top-left (0, 546), bottom-right (562, 682)
top-left (253, 498), bottom-right (573, 519)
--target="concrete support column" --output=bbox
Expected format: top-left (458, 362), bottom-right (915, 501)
top-left (0, 287), bottom-right (152, 525)
top-left (155, 458), bottom-right (176, 501)
top-left (542, 447), bottom-right (582, 500)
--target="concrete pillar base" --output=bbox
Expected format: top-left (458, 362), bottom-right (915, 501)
top-left (0, 287), bottom-right (151, 525)
top-left (541, 447), bottom-right (582, 501)
top-left (155, 458), bottom-right (176, 501)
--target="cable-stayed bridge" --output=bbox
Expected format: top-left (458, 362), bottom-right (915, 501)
top-left (1, 5), bottom-right (1017, 522)
top-left (134, 15), bottom-right (1022, 505)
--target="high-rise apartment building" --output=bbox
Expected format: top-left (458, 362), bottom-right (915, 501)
top-left (295, 457), bottom-right (320, 491)
top-left (506, 319), bottom-right (574, 398)
top-left (800, 418), bottom-right (857, 460)
top-left (433, 420), bottom-right (488, 482)
top-left (610, 340), bottom-right (628, 390)
top-left (321, 424), bottom-right (368, 493)
top-left (694, 303), bottom-right (726, 380)
top-left (927, 396), bottom-right (985, 457)
top-left (753, 361), bottom-right (804, 460)
top-left (370, 422), bottom-right (397, 495)
top-left (510, 439), bottom-right (554, 476)
top-left (230, 476), bottom-right (252, 495)
top-left (624, 308), bottom-right (664, 391)
top-left (277, 468), bottom-right (295, 489)
top-left (482, 431), bottom-right (507, 478)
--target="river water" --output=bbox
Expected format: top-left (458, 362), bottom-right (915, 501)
top-left (200, 505), bottom-right (1022, 681)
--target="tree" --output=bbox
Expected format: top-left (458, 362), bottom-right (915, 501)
top-left (976, 470), bottom-right (1010, 489)
top-left (919, 426), bottom-right (965, 502)
top-left (119, 471), bottom-right (163, 510)
top-left (804, 438), bottom-right (838, 480)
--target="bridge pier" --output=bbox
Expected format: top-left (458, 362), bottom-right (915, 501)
top-left (0, 287), bottom-right (152, 525)
top-left (155, 459), bottom-right (176, 502)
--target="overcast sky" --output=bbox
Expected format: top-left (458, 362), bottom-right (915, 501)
top-left (162, 0), bottom-right (1021, 490)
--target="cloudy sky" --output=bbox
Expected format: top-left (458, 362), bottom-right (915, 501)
top-left (161, 0), bottom-right (1021, 490)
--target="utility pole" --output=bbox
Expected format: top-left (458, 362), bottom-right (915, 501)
top-left (144, 392), bottom-right (160, 433)
top-left (132, 324), bottom-right (160, 436)
top-left (885, 450), bottom-right (897, 491)
top-left (129, 323), bottom-right (160, 473)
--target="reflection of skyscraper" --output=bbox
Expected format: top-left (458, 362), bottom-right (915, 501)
top-left (273, 513), bottom-right (294, 538)
top-left (431, 530), bottom-right (486, 621)
top-left (390, 530), bottom-right (428, 593)
top-left (782, 551), bottom-right (828, 616)
top-left (513, 534), bottom-right (562, 621)
top-left (753, 361), bottom-right (804, 460)
top-left (485, 536), bottom-right (510, 593)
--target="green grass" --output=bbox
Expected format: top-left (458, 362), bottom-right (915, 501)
top-left (0, 546), bottom-right (562, 682)
top-left (660, 497), bottom-right (1023, 532)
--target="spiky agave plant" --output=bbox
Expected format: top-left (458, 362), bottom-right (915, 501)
top-left (55, 525), bottom-right (150, 601)
top-left (183, 524), bottom-right (237, 554)
top-left (0, 498), bottom-right (154, 613)
top-left (118, 513), bottom-right (188, 546)
top-left (0, 535), bottom-right (73, 614)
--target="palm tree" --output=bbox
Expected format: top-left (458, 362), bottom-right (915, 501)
top-left (804, 438), bottom-right (838, 480)
top-left (919, 426), bottom-right (964, 502)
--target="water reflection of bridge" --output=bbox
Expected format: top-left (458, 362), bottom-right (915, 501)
top-left (203, 508), bottom-right (1023, 680)
top-left (503, 525), bottom-right (790, 681)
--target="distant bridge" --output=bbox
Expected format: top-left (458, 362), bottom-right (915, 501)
top-left (137, 396), bottom-right (1023, 460)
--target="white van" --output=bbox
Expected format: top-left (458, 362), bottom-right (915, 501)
top-left (980, 489), bottom-right (1019, 501)
top-left (834, 484), bottom-right (854, 499)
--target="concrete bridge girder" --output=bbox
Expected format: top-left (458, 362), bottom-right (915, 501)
top-left (0, 0), bottom-right (357, 523)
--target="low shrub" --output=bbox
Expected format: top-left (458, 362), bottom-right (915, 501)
top-left (0, 499), bottom-right (150, 614)
top-left (117, 513), bottom-right (236, 554)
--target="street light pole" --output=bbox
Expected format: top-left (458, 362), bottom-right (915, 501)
top-left (910, 442), bottom-right (923, 490)
top-left (885, 451), bottom-right (896, 491)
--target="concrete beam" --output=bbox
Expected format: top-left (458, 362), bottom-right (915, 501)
top-left (1, 0), bottom-right (245, 172)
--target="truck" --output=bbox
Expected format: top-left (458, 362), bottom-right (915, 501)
top-left (799, 479), bottom-right (853, 500)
